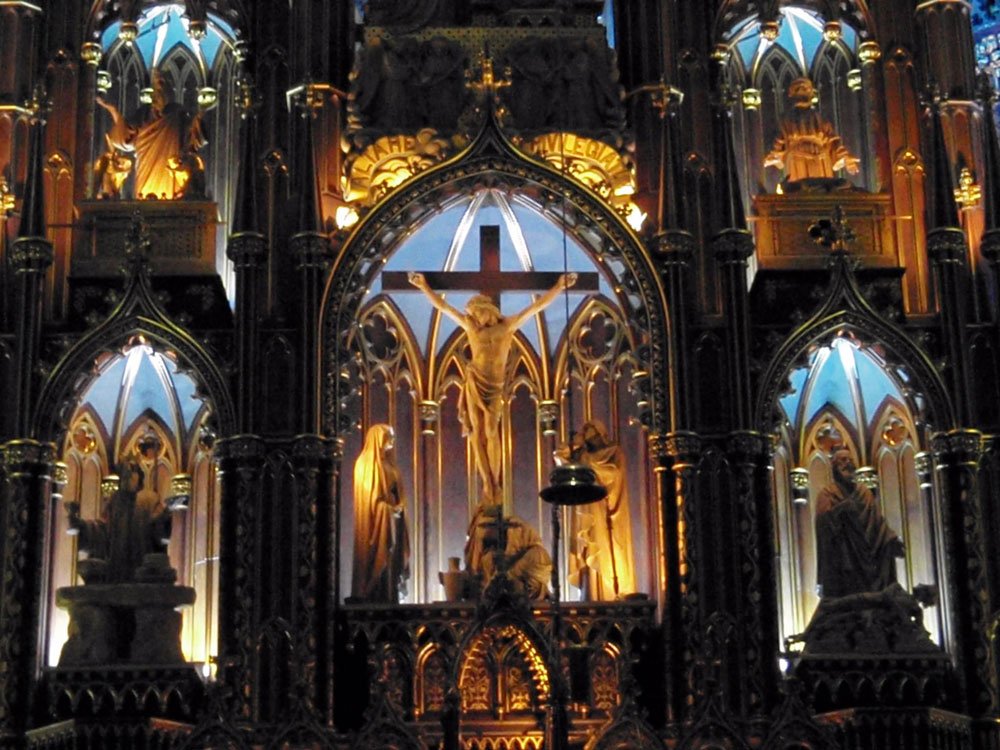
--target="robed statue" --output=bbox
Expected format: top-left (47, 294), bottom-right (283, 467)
top-left (95, 69), bottom-right (207, 200)
top-left (764, 78), bottom-right (860, 190)
top-left (67, 453), bottom-right (174, 583)
top-left (464, 504), bottom-right (552, 601)
top-left (815, 448), bottom-right (904, 599)
top-left (352, 424), bottom-right (411, 603)
top-left (556, 420), bottom-right (636, 600)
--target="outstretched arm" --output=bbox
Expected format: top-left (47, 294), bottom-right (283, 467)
top-left (408, 272), bottom-right (467, 327)
top-left (509, 272), bottom-right (577, 329)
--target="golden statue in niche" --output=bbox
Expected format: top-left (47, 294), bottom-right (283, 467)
top-left (352, 424), bottom-right (411, 603)
top-left (764, 77), bottom-right (860, 189)
top-left (407, 270), bottom-right (577, 505)
top-left (96, 70), bottom-right (207, 200)
top-left (556, 420), bottom-right (636, 600)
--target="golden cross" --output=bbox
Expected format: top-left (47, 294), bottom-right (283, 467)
top-left (466, 51), bottom-right (512, 101)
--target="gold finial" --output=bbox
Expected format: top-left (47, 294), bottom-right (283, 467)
top-left (954, 167), bottom-right (981, 210)
top-left (466, 50), bottom-right (512, 102)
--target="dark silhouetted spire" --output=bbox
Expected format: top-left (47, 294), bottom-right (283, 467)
top-left (231, 110), bottom-right (260, 235)
top-left (296, 107), bottom-right (323, 235)
top-left (713, 82), bottom-right (747, 232)
top-left (18, 103), bottom-right (47, 240)
top-left (978, 75), bottom-right (1000, 231)
top-left (927, 85), bottom-right (960, 230)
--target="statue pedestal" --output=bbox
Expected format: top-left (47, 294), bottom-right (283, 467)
top-left (56, 583), bottom-right (195, 667)
top-left (72, 200), bottom-right (219, 277)
top-left (753, 189), bottom-right (895, 270)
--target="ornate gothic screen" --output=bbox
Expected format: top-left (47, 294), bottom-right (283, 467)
top-left (46, 339), bottom-right (219, 670)
top-left (96, 3), bottom-right (241, 296)
top-left (771, 335), bottom-right (945, 653)
top-left (340, 188), bottom-right (655, 604)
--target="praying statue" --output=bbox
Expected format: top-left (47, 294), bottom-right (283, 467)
top-left (407, 270), bottom-right (577, 503)
top-left (352, 424), bottom-right (411, 603)
top-left (556, 420), bottom-right (636, 600)
top-left (96, 69), bottom-right (207, 200)
top-left (464, 504), bottom-right (552, 601)
top-left (815, 448), bottom-right (904, 599)
top-left (66, 452), bottom-right (174, 584)
top-left (764, 77), bottom-right (860, 189)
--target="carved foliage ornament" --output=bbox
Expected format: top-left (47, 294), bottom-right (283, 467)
top-left (345, 129), bottom-right (451, 206)
top-left (522, 132), bottom-right (636, 215)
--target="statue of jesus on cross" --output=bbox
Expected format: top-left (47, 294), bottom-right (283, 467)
top-left (407, 269), bottom-right (577, 503)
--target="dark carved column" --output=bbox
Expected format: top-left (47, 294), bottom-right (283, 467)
top-left (214, 435), bottom-right (266, 719)
top-left (858, 41), bottom-right (890, 191)
top-left (290, 108), bottom-right (333, 434)
top-left (931, 430), bottom-right (995, 718)
top-left (75, 42), bottom-right (101, 200)
top-left (713, 231), bottom-right (755, 429)
top-left (0, 440), bottom-right (54, 743)
top-left (929, 228), bottom-right (974, 424)
top-left (290, 435), bottom-right (334, 724)
top-left (651, 231), bottom-right (694, 428)
top-left (663, 431), bottom-right (702, 723)
top-left (726, 431), bottom-right (779, 722)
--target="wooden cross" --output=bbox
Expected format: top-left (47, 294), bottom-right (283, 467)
top-left (381, 225), bottom-right (599, 303)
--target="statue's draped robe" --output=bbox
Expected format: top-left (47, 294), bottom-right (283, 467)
top-left (132, 103), bottom-right (204, 199)
top-left (815, 480), bottom-right (900, 599)
top-left (457, 358), bottom-right (504, 495)
top-left (352, 425), bottom-right (410, 603)
top-left (559, 430), bottom-right (636, 600)
top-left (766, 109), bottom-right (855, 183)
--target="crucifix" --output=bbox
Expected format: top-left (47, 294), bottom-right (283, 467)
top-left (381, 225), bottom-right (599, 303)
top-left (381, 225), bottom-right (599, 506)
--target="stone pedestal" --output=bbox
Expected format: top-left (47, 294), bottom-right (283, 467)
top-left (57, 580), bottom-right (195, 667)
top-left (753, 189), bottom-right (894, 269)
top-left (72, 200), bottom-right (218, 277)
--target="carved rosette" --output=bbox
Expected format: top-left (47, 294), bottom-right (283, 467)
top-left (0, 439), bottom-right (55, 731)
top-left (226, 231), bottom-right (268, 269)
top-left (214, 434), bottom-right (266, 717)
top-left (9, 237), bottom-right (54, 273)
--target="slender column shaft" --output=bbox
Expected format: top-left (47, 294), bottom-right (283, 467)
top-left (0, 440), bottom-right (53, 741)
top-left (929, 228), bottom-right (973, 424)
top-left (292, 232), bottom-right (333, 434)
top-left (214, 435), bottom-right (266, 719)
top-left (713, 230), bottom-right (755, 429)
top-left (10, 237), bottom-right (53, 437)
top-left (932, 430), bottom-right (995, 716)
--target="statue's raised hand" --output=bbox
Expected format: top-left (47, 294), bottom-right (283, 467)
top-left (560, 272), bottom-right (578, 289)
top-left (408, 271), bottom-right (428, 290)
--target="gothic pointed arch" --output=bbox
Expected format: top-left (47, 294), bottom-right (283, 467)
top-left (322, 113), bottom-right (671, 438)
top-left (34, 229), bottom-right (234, 442)
top-left (754, 255), bottom-right (953, 432)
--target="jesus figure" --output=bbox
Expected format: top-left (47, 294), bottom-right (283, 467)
top-left (408, 270), bottom-right (577, 502)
